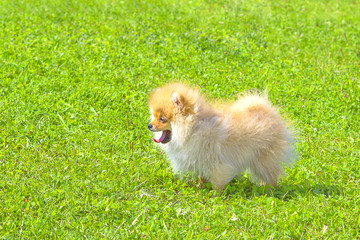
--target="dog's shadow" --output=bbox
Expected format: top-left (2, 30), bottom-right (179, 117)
top-left (221, 177), bottom-right (341, 200)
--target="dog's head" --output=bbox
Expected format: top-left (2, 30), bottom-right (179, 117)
top-left (148, 83), bottom-right (196, 144)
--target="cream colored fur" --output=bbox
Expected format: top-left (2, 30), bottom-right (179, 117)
top-left (149, 83), bottom-right (295, 192)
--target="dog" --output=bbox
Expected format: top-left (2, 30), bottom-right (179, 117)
top-left (148, 83), bottom-right (295, 192)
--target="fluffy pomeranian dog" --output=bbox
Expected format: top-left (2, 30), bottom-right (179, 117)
top-left (148, 83), bottom-right (295, 192)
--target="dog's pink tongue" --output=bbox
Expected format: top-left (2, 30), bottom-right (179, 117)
top-left (153, 131), bottom-right (168, 143)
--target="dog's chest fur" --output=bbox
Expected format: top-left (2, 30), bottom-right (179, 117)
top-left (160, 115), bottom-right (230, 178)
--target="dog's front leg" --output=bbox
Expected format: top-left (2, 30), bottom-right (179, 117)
top-left (197, 175), bottom-right (208, 188)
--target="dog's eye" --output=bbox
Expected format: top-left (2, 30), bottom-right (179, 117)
top-left (159, 117), bottom-right (167, 123)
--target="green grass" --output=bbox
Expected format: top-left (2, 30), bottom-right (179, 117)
top-left (0, 0), bottom-right (359, 238)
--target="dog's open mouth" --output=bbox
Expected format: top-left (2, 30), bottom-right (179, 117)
top-left (153, 130), bottom-right (172, 144)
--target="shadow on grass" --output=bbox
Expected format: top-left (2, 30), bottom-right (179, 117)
top-left (221, 177), bottom-right (342, 200)
top-left (271, 183), bottom-right (341, 201)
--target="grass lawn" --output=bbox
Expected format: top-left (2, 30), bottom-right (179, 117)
top-left (0, 0), bottom-right (359, 238)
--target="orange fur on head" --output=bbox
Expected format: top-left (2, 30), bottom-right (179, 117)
top-left (148, 83), bottom-right (197, 129)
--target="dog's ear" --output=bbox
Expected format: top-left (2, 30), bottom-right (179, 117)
top-left (171, 90), bottom-right (195, 115)
top-left (171, 92), bottom-right (183, 110)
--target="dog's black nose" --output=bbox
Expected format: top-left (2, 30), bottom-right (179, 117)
top-left (148, 124), bottom-right (153, 130)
